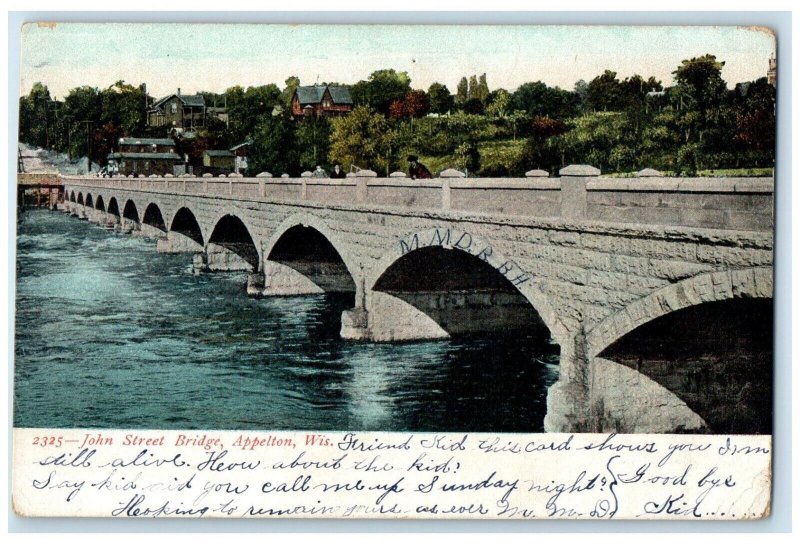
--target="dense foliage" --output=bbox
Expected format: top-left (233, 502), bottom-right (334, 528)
top-left (19, 54), bottom-right (775, 176)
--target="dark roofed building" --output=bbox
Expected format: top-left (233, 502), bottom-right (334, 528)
top-left (107, 136), bottom-right (182, 176)
top-left (118, 137), bottom-right (176, 153)
top-left (292, 85), bottom-right (353, 117)
top-left (147, 88), bottom-right (207, 129)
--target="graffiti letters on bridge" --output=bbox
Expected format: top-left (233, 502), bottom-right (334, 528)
top-left (399, 228), bottom-right (531, 287)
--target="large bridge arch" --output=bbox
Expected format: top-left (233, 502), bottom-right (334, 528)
top-left (169, 206), bottom-right (204, 245)
top-left (77, 192), bottom-right (84, 205)
top-left (69, 190), bottom-right (76, 203)
top-left (106, 196), bottom-right (118, 216)
top-left (141, 202), bottom-right (168, 238)
top-left (205, 212), bottom-right (261, 272)
top-left (123, 199), bottom-right (140, 223)
top-left (107, 196), bottom-right (121, 221)
top-left (365, 227), bottom-right (569, 345)
top-left (85, 193), bottom-right (94, 208)
top-left (586, 266), bottom-right (773, 357)
top-left (586, 266), bottom-right (773, 434)
top-left (95, 194), bottom-right (105, 211)
top-left (260, 214), bottom-right (359, 296)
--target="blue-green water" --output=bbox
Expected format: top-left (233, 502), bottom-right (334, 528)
top-left (14, 209), bottom-right (559, 432)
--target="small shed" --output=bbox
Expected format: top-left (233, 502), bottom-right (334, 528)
top-left (203, 150), bottom-right (235, 172)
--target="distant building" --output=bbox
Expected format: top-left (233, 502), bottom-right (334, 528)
top-left (291, 85), bottom-right (353, 117)
top-left (147, 89), bottom-right (206, 129)
top-left (230, 141), bottom-right (251, 174)
top-left (147, 89), bottom-right (230, 130)
top-left (108, 137), bottom-right (182, 176)
top-left (768, 54), bottom-right (777, 87)
top-left (203, 150), bottom-right (236, 174)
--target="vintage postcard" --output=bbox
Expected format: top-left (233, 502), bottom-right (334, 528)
top-left (13, 22), bottom-right (775, 520)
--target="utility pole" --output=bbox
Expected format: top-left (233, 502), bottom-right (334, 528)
top-left (80, 120), bottom-right (94, 172)
top-left (40, 95), bottom-right (49, 149)
top-left (48, 101), bottom-right (61, 150)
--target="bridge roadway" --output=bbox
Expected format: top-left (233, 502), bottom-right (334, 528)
top-left (60, 166), bottom-right (774, 434)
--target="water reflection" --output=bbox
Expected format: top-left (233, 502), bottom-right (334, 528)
top-left (15, 209), bottom-right (559, 432)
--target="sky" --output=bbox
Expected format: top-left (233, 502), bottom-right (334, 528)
top-left (19, 23), bottom-right (776, 100)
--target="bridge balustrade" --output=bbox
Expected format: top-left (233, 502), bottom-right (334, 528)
top-left (61, 165), bottom-right (774, 231)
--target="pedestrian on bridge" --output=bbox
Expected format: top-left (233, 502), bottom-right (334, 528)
top-left (330, 164), bottom-right (346, 179)
top-left (408, 155), bottom-right (432, 180)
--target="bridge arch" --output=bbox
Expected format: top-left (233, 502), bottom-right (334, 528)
top-left (587, 266), bottom-right (773, 357)
top-left (169, 207), bottom-right (205, 246)
top-left (142, 202), bottom-right (167, 232)
top-left (95, 194), bottom-right (105, 211)
top-left (77, 192), bottom-right (84, 205)
top-left (588, 266), bottom-right (773, 434)
top-left (368, 228), bottom-right (568, 344)
top-left (262, 214), bottom-right (358, 294)
top-left (69, 190), bottom-right (76, 203)
top-left (123, 199), bottom-right (140, 223)
top-left (107, 197), bottom-right (120, 219)
top-left (85, 193), bottom-right (93, 208)
top-left (206, 213), bottom-right (260, 271)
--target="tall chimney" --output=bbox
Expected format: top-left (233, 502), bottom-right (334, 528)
top-left (177, 87), bottom-right (181, 96)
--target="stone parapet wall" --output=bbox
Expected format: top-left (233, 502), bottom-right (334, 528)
top-left (61, 170), bottom-right (773, 231)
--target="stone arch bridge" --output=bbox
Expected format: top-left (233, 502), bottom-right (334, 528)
top-left (60, 166), bottom-right (774, 435)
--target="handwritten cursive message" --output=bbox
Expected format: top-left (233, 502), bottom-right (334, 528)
top-left (12, 429), bottom-right (771, 519)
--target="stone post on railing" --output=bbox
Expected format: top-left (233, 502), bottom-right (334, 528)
top-left (438, 168), bottom-right (465, 210)
top-left (558, 164), bottom-right (600, 221)
top-left (353, 169), bottom-right (377, 204)
top-left (256, 172), bottom-right (272, 198)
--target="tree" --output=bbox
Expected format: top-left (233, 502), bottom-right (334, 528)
top-left (388, 90), bottom-right (431, 121)
top-left (225, 84), bottom-right (281, 143)
top-left (462, 98), bottom-right (485, 115)
top-left (427, 83), bottom-right (454, 115)
top-left (404, 90), bottom-right (430, 118)
top-left (620, 75), bottom-right (662, 134)
top-left (93, 122), bottom-right (123, 166)
top-left (573, 79), bottom-right (589, 112)
top-left (99, 81), bottom-right (147, 137)
top-left (735, 109), bottom-right (774, 151)
top-left (586, 70), bottom-right (624, 111)
top-left (19, 82), bottom-right (53, 148)
top-left (61, 86), bottom-right (102, 162)
top-left (468, 75), bottom-right (479, 100)
top-left (349, 69), bottom-right (411, 115)
top-left (454, 141), bottom-right (480, 176)
top-left (249, 113), bottom-right (297, 176)
top-left (516, 116), bottom-right (568, 173)
top-left (295, 116), bottom-right (332, 170)
top-left (511, 81), bottom-right (579, 119)
top-left (456, 77), bottom-right (468, 105)
top-left (328, 105), bottom-right (400, 175)
top-left (673, 55), bottom-right (726, 112)
top-left (281, 76), bottom-right (301, 108)
top-left (667, 55), bottom-right (730, 154)
top-left (486, 89), bottom-right (511, 118)
top-left (475, 73), bottom-right (490, 103)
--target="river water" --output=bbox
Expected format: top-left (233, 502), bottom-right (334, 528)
top-left (14, 209), bottom-right (559, 432)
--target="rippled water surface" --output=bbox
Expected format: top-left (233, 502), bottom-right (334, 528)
top-left (15, 209), bottom-right (559, 431)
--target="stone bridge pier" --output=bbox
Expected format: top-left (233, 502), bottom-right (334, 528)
top-left (61, 166), bottom-right (774, 435)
